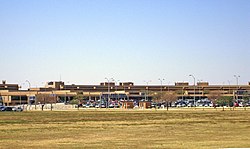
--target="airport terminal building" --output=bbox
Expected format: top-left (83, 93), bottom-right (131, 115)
top-left (0, 80), bottom-right (250, 106)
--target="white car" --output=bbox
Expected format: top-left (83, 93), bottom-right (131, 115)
top-left (12, 107), bottom-right (23, 112)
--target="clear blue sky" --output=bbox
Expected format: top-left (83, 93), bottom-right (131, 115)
top-left (0, 0), bottom-right (249, 88)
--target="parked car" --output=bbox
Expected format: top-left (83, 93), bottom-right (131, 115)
top-left (5, 106), bottom-right (13, 111)
top-left (108, 104), bottom-right (114, 108)
top-left (0, 106), bottom-right (6, 111)
top-left (89, 104), bottom-right (94, 108)
top-left (176, 103), bottom-right (186, 107)
top-left (12, 107), bottom-right (23, 112)
top-left (187, 103), bottom-right (194, 107)
top-left (85, 104), bottom-right (90, 108)
top-left (151, 102), bottom-right (157, 108)
top-left (114, 103), bottom-right (120, 108)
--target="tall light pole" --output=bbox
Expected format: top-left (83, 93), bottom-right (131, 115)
top-left (234, 75), bottom-right (240, 86)
top-left (105, 78), bottom-right (110, 107)
top-left (158, 78), bottom-right (165, 100)
top-left (26, 80), bottom-right (31, 89)
top-left (144, 80), bottom-right (151, 101)
top-left (198, 79), bottom-right (202, 101)
top-left (222, 82), bottom-right (225, 95)
top-left (228, 80), bottom-right (231, 96)
top-left (189, 75), bottom-right (196, 107)
top-left (111, 78), bottom-right (120, 101)
top-left (19, 85), bottom-right (22, 105)
top-left (42, 82), bottom-right (47, 106)
top-left (234, 75), bottom-right (240, 101)
top-left (0, 92), bottom-right (2, 106)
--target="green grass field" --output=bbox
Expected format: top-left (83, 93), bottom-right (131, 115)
top-left (0, 109), bottom-right (250, 149)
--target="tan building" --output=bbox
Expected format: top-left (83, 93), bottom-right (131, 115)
top-left (1, 80), bottom-right (250, 106)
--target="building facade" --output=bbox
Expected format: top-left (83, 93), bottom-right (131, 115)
top-left (0, 80), bottom-right (250, 106)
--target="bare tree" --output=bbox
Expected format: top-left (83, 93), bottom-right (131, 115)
top-left (207, 90), bottom-right (222, 109)
top-left (162, 91), bottom-right (178, 110)
top-left (152, 92), bottom-right (162, 103)
top-left (152, 91), bottom-right (177, 110)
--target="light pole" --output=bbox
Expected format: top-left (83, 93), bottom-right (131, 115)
top-left (159, 78), bottom-right (165, 107)
top-left (64, 81), bottom-right (70, 104)
top-left (189, 75), bottom-right (196, 107)
top-left (144, 80), bottom-right (151, 101)
top-left (158, 78), bottom-right (165, 100)
top-left (0, 92), bottom-right (2, 106)
top-left (42, 82), bottom-right (47, 107)
top-left (111, 78), bottom-right (120, 101)
top-left (198, 79), bottom-right (202, 101)
top-left (234, 75), bottom-right (240, 87)
top-left (167, 81), bottom-right (170, 92)
top-left (26, 80), bottom-right (31, 89)
top-left (105, 78), bottom-right (110, 107)
top-left (19, 85), bottom-right (22, 105)
top-left (234, 75), bottom-right (240, 101)
top-left (222, 82), bottom-right (225, 95)
top-left (228, 80), bottom-right (231, 96)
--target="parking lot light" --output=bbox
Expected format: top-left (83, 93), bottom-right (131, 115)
top-left (105, 78), bottom-right (111, 108)
top-left (189, 75), bottom-right (196, 107)
top-left (144, 80), bottom-right (151, 101)
top-left (158, 78), bottom-right (165, 100)
top-left (234, 75), bottom-right (240, 101)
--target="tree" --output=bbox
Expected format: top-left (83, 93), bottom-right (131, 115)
top-left (162, 91), bottom-right (177, 110)
top-left (71, 92), bottom-right (85, 110)
top-left (217, 96), bottom-right (233, 111)
top-left (207, 91), bottom-right (222, 109)
top-left (152, 92), bottom-right (162, 103)
top-left (152, 91), bottom-right (178, 110)
top-left (242, 91), bottom-right (250, 110)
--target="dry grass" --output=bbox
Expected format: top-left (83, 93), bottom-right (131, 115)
top-left (0, 109), bottom-right (250, 149)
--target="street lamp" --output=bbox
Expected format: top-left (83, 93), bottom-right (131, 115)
top-left (234, 75), bottom-right (240, 86)
top-left (234, 75), bottom-right (240, 101)
top-left (111, 78), bottom-right (120, 101)
top-left (228, 80), bottom-right (231, 96)
top-left (19, 85), bottom-right (22, 105)
top-left (26, 80), bottom-right (31, 89)
top-left (111, 78), bottom-right (120, 91)
top-left (105, 78), bottom-right (111, 107)
top-left (189, 75), bottom-right (196, 107)
top-left (222, 82), bottom-right (225, 95)
top-left (197, 79), bottom-right (203, 101)
top-left (41, 82), bottom-right (47, 106)
top-left (144, 80), bottom-right (151, 101)
top-left (158, 78), bottom-right (165, 100)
